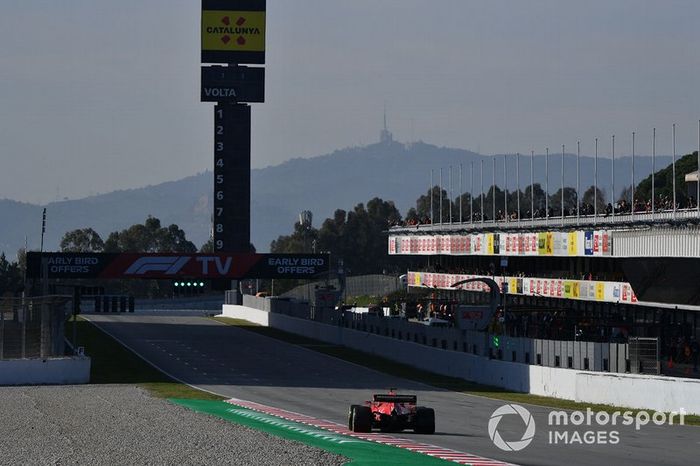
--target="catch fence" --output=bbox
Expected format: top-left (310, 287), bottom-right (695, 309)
top-left (0, 296), bottom-right (70, 360)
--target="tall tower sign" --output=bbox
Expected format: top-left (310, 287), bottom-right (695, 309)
top-left (201, 0), bottom-right (265, 253)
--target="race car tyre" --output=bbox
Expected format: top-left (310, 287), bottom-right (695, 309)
top-left (348, 405), bottom-right (362, 430)
top-left (414, 407), bottom-right (435, 434)
top-left (350, 405), bottom-right (372, 433)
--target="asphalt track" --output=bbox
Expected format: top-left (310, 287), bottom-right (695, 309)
top-left (86, 314), bottom-right (700, 466)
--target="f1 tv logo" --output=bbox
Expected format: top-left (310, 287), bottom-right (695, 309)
top-left (125, 256), bottom-right (233, 276)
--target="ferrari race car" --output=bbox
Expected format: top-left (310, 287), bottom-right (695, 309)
top-left (348, 390), bottom-right (435, 434)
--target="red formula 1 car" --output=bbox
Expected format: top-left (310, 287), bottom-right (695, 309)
top-left (348, 390), bottom-right (435, 434)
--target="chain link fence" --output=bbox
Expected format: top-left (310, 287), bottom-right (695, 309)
top-left (282, 274), bottom-right (404, 303)
top-left (629, 337), bottom-right (660, 375)
top-left (0, 297), bottom-right (70, 360)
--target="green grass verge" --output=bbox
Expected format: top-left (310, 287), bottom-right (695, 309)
top-left (213, 317), bottom-right (700, 426)
top-left (67, 316), bottom-right (223, 401)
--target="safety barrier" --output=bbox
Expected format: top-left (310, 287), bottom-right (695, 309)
top-left (219, 302), bottom-right (700, 414)
top-left (0, 357), bottom-right (90, 385)
top-left (0, 296), bottom-right (69, 360)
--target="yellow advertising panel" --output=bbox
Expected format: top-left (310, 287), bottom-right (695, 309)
top-left (201, 0), bottom-right (266, 64)
top-left (595, 282), bottom-right (605, 301)
top-left (202, 11), bottom-right (266, 52)
top-left (509, 278), bottom-right (518, 294)
top-left (486, 234), bottom-right (495, 255)
top-left (537, 232), bottom-right (548, 255)
top-left (564, 281), bottom-right (572, 298)
top-left (572, 282), bottom-right (580, 298)
top-left (546, 232), bottom-right (554, 255)
top-left (414, 272), bottom-right (422, 286)
top-left (568, 232), bottom-right (578, 256)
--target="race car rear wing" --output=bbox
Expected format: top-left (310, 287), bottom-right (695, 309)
top-left (373, 394), bottom-right (417, 404)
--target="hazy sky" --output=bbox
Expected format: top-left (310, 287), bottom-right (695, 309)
top-left (1, 0), bottom-right (699, 204)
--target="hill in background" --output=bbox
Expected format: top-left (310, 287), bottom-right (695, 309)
top-left (0, 137), bottom-right (672, 256)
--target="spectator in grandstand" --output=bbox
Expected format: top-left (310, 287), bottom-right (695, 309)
top-left (605, 203), bottom-right (613, 216)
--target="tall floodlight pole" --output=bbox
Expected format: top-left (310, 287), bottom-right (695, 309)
top-left (577, 140), bottom-right (581, 223)
top-left (561, 144), bottom-right (565, 223)
top-left (449, 165), bottom-right (453, 224)
top-left (632, 131), bottom-right (636, 221)
top-left (504, 155), bottom-right (508, 222)
top-left (40, 208), bottom-right (46, 254)
top-left (430, 169), bottom-right (434, 224)
top-left (545, 147), bottom-right (549, 224)
top-left (611, 135), bottom-right (615, 221)
top-left (673, 123), bottom-right (677, 218)
top-left (652, 129), bottom-right (656, 220)
top-left (480, 159), bottom-right (484, 223)
top-left (530, 150), bottom-right (535, 221)
top-left (459, 163), bottom-right (463, 223)
top-left (517, 152), bottom-right (521, 223)
top-left (697, 120), bottom-right (700, 215)
top-left (492, 157), bottom-right (496, 222)
top-left (470, 161), bottom-right (474, 225)
top-left (439, 167), bottom-right (443, 224)
top-left (594, 138), bottom-right (598, 222)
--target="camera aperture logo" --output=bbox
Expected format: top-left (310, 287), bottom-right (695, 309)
top-left (488, 404), bottom-right (686, 451)
top-left (488, 404), bottom-right (536, 451)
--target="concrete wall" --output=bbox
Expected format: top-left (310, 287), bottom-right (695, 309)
top-left (223, 304), bottom-right (269, 326)
top-left (134, 296), bottom-right (224, 311)
top-left (574, 372), bottom-right (700, 415)
top-left (241, 295), bottom-right (311, 319)
top-left (0, 357), bottom-right (91, 386)
top-left (347, 312), bottom-right (627, 373)
top-left (220, 305), bottom-right (700, 415)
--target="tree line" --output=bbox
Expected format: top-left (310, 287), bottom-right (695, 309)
top-left (2, 151), bottom-right (696, 296)
top-left (406, 183), bottom-right (607, 223)
top-left (0, 216), bottom-right (201, 297)
top-left (59, 216), bottom-right (198, 253)
top-left (405, 151), bottom-right (699, 223)
top-left (270, 197), bottom-right (412, 276)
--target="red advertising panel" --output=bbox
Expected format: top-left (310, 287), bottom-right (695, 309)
top-left (27, 252), bottom-right (327, 280)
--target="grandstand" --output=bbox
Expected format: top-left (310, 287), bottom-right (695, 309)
top-left (389, 156), bottom-right (700, 379)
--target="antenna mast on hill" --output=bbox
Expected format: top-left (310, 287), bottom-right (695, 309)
top-left (380, 104), bottom-right (393, 144)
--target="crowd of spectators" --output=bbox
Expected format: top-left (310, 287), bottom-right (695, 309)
top-left (392, 195), bottom-right (699, 227)
top-left (611, 195), bottom-right (697, 214)
top-left (667, 334), bottom-right (700, 373)
top-left (392, 291), bottom-right (700, 377)
top-left (408, 297), bottom-right (632, 344)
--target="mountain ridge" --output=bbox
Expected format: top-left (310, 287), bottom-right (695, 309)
top-left (0, 139), bottom-right (673, 257)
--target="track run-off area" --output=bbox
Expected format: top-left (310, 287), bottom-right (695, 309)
top-left (86, 314), bottom-right (700, 466)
